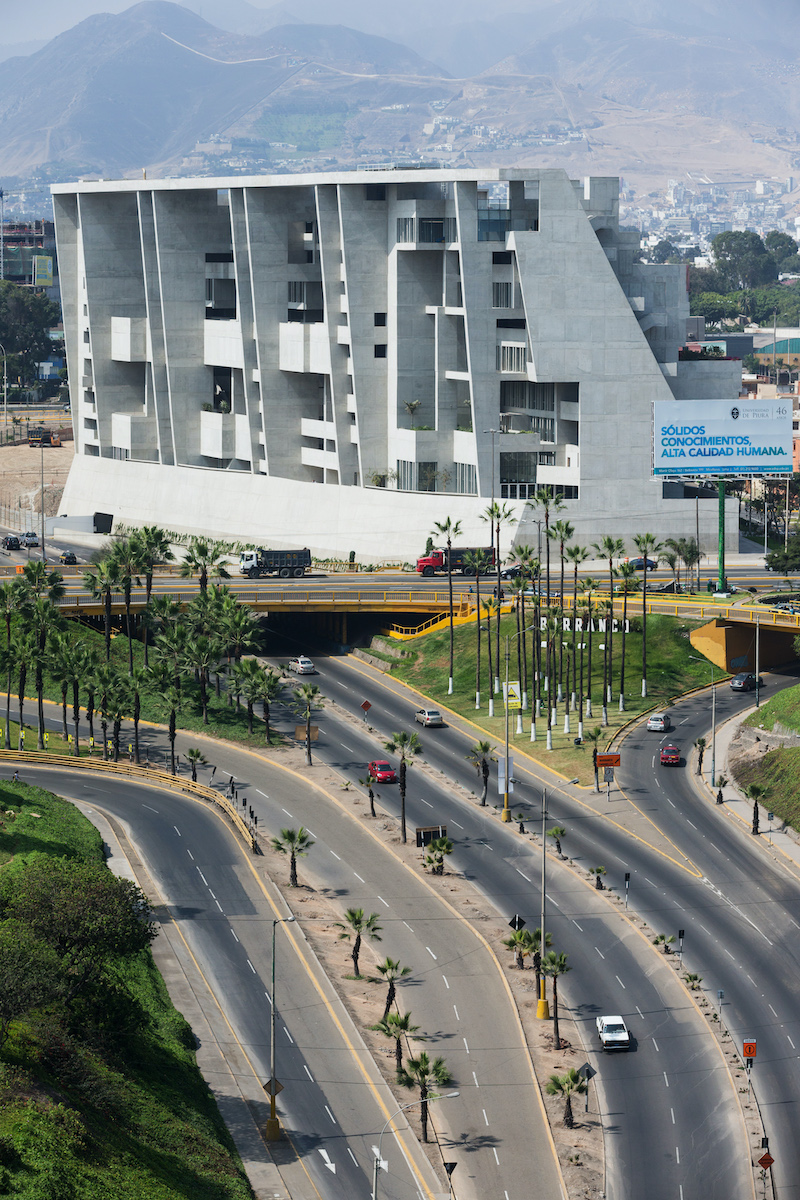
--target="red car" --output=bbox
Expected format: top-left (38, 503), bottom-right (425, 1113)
top-left (368, 760), bottom-right (397, 783)
top-left (660, 744), bottom-right (680, 766)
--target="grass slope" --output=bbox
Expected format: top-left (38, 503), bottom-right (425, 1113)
top-left (388, 612), bottom-right (710, 784)
top-left (738, 682), bottom-right (800, 830)
top-left (0, 782), bottom-right (253, 1200)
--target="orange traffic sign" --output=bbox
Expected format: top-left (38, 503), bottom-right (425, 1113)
top-left (743, 1039), bottom-right (757, 1059)
top-left (758, 1153), bottom-right (774, 1170)
top-left (596, 753), bottom-right (621, 768)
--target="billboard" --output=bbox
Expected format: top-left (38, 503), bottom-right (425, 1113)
top-left (653, 399), bottom-right (793, 477)
top-left (33, 256), bottom-right (53, 287)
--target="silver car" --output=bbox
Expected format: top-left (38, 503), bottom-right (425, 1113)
top-left (414, 708), bottom-right (443, 727)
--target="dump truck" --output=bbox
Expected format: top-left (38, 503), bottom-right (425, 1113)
top-left (239, 548), bottom-right (311, 578)
top-left (416, 546), bottom-right (495, 577)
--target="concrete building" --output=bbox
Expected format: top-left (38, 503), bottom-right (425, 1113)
top-left (52, 168), bottom-right (741, 560)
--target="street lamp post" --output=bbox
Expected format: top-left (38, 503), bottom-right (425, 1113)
top-left (0, 341), bottom-right (7, 432)
top-left (372, 1091), bottom-right (460, 1200)
top-left (503, 624), bottom-right (536, 821)
top-left (537, 788), bottom-right (550, 1020)
top-left (265, 915), bottom-right (296, 1141)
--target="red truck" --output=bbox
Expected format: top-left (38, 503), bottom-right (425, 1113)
top-left (416, 546), bottom-right (495, 577)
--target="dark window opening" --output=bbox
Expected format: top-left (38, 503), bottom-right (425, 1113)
top-left (374, 344), bottom-right (387, 358)
top-left (497, 318), bottom-right (526, 329)
top-left (205, 251), bottom-right (234, 263)
top-left (365, 184), bottom-right (386, 201)
top-left (492, 251), bottom-right (513, 265)
top-left (374, 312), bottom-right (387, 327)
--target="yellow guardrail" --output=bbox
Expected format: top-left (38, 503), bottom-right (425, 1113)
top-left (0, 750), bottom-right (257, 851)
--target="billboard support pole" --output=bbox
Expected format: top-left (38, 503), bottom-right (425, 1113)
top-left (718, 479), bottom-right (725, 593)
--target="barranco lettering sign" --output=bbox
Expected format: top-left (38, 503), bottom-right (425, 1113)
top-left (540, 617), bottom-right (629, 633)
top-left (652, 399), bottom-right (792, 477)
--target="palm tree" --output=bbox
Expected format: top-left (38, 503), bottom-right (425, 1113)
top-left (524, 926), bottom-right (552, 1002)
top-left (130, 526), bottom-right (174, 666)
top-left (580, 577), bottom-right (601, 719)
top-left (502, 929), bottom-right (531, 970)
top-left (260, 670), bottom-right (282, 745)
top-left (744, 783), bottom-right (767, 836)
top-left (653, 933), bottom-right (676, 954)
top-left (374, 1011), bottom-right (421, 1072)
top-left (467, 739), bottom-right (496, 806)
top-left (110, 539), bottom-right (142, 674)
top-left (179, 536), bottom-right (232, 594)
top-left (590, 866), bottom-right (607, 890)
top-left (527, 486), bottom-right (565, 606)
top-left (633, 533), bottom-right (662, 698)
top-left (186, 748), bottom-right (208, 782)
top-left (584, 726), bottom-right (602, 793)
top-left (21, 561), bottom-right (65, 603)
top-left (542, 950), bottom-right (571, 1050)
top-left (694, 736), bottom-right (706, 776)
top-left (377, 957), bottom-right (412, 1020)
top-left (220, 598), bottom-right (259, 666)
top-left (26, 595), bottom-right (62, 749)
top-left (0, 580), bottom-right (24, 748)
top-left (592, 536), bottom-right (624, 705)
top-left (48, 630), bottom-right (79, 742)
top-left (13, 630), bottom-right (33, 745)
top-left (431, 517), bottom-right (463, 696)
top-left (383, 730), bottom-right (422, 843)
top-left (547, 825), bottom-right (566, 857)
top-left (397, 1051), bottom-right (452, 1142)
top-left (481, 501), bottom-right (515, 693)
top-left (481, 596), bottom-right (499, 716)
top-left (270, 826), bottom-right (315, 887)
top-left (359, 774), bottom-right (377, 818)
top-left (510, 545), bottom-right (539, 710)
top-left (83, 558), bottom-right (121, 661)
top-left (565, 545), bottom-right (589, 711)
top-left (549, 518), bottom-right (574, 700)
top-left (336, 907), bottom-right (382, 977)
top-left (545, 1068), bottom-right (586, 1128)
top-left (425, 835), bottom-right (454, 875)
top-left (231, 657), bottom-right (264, 735)
top-left (464, 549), bottom-right (491, 709)
top-left (180, 634), bottom-right (220, 725)
top-left (612, 561), bottom-right (638, 711)
top-left (153, 621), bottom-right (190, 696)
top-left (126, 664), bottom-right (149, 764)
top-left (294, 683), bottom-right (324, 766)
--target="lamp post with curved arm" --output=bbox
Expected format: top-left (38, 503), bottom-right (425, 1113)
top-left (265, 915), bottom-right (296, 1141)
top-left (689, 655), bottom-right (716, 787)
top-left (372, 1090), bottom-right (460, 1200)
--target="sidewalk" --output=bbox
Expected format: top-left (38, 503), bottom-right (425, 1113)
top-left (693, 701), bottom-right (800, 882)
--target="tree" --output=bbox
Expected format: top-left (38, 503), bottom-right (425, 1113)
top-left (481, 501), bottom-right (515, 693)
top-left (109, 539), bottom-right (142, 675)
top-left (481, 596), bottom-right (499, 713)
top-left (467, 739), bottom-right (496, 806)
top-left (694, 736), bottom-right (706, 776)
top-left (425, 835), bottom-right (453, 875)
top-left (0, 281), bottom-right (60, 387)
top-left (0, 580), bottom-right (24, 749)
top-left (464, 549), bottom-right (492, 709)
top-left (26, 595), bottom-right (63, 749)
top-left (260, 670), bottom-right (282, 745)
top-left (653, 933), bottom-right (676, 953)
top-left (592, 536), bottom-right (624, 710)
top-left (179, 536), bottom-right (232, 594)
top-left (547, 825), bottom-right (566, 857)
top-left (542, 950), bottom-right (571, 1050)
top-left (502, 929), bottom-right (530, 970)
top-left (524, 926), bottom-right (552, 1002)
top-left (294, 683), bottom-right (324, 766)
top-left (374, 1011), bottom-right (420, 1073)
top-left (270, 827), bottom-right (315, 887)
top-left (545, 1068), bottom-right (586, 1128)
top-left (649, 239), bottom-right (679, 264)
top-left (549, 518), bottom-right (574, 700)
top-left (384, 730), bottom-right (422, 843)
top-left (744, 783), bottom-right (767, 836)
top-left (83, 559), bottom-right (121, 661)
top-left (527, 486), bottom-right (565, 607)
top-left (0, 856), bottom-right (155, 1003)
top-left (0, 920), bottom-right (62, 1047)
top-left (128, 665), bottom-right (148, 764)
top-left (580, 578), bottom-right (601, 719)
top-left (377, 956), bottom-right (412, 1020)
top-left (431, 517), bottom-right (463, 696)
top-left (633, 533), bottom-right (662, 698)
top-left (397, 1051), bottom-right (452, 1142)
top-left (359, 774), bottom-right (377, 818)
top-left (765, 230), bottom-right (798, 270)
top-left (589, 866), bottom-right (606, 890)
top-left (180, 634), bottom-right (220, 725)
top-left (129, 526), bottom-right (174, 665)
top-left (584, 725), bottom-right (602, 793)
top-left (231, 657), bottom-right (265, 735)
top-left (48, 631), bottom-right (81, 744)
top-left (565, 544), bottom-right (590, 712)
top-left (612, 561), bottom-right (638, 711)
top-left (711, 230), bottom-right (776, 291)
top-left (335, 907), bottom-right (382, 978)
top-left (186, 748), bottom-right (208, 782)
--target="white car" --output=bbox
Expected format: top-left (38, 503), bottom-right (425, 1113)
top-left (414, 708), bottom-right (443, 727)
top-left (646, 712), bottom-right (671, 732)
top-left (288, 656), bottom-right (315, 674)
top-left (596, 1014), bottom-right (631, 1050)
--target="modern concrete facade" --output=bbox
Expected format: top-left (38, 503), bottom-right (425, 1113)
top-left (52, 168), bottom-right (740, 560)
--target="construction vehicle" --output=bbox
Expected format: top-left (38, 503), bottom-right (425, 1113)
top-left (239, 548), bottom-right (311, 578)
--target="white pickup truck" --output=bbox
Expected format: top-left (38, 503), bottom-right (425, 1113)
top-left (596, 1015), bottom-right (631, 1050)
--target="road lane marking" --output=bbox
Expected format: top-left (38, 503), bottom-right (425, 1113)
top-left (283, 1028), bottom-right (294, 1043)
top-left (709, 842), bottom-right (721, 853)
top-left (652, 1038), bottom-right (659, 1052)
top-left (483, 1109), bottom-right (489, 1126)
top-left (573, 920), bottom-right (583, 931)
top-left (699, 924), bottom-right (711, 934)
top-left (686, 820), bottom-right (698, 830)
top-left (282, 808), bottom-right (293, 818)
top-left (747, 974), bottom-right (757, 987)
top-left (594, 947), bottom-right (605, 959)
top-left (724, 948), bottom-right (735, 959)
top-left (378, 896), bottom-right (390, 908)
top-left (789, 1036), bottom-right (796, 1049)
top-left (463, 1038), bottom-right (470, 1053)
top-left (304, 1065), bottom-right (314, 1080)
top-left (197, 869), bottom-right (208, 884)
top-left (645, 878), bottom-right (655, 886)
top-left (667, 798), bottom-right (676, 807)
top-left (306, 829), bottom-right (316, 838)
top-left (143, 804), bottom-right (159, 812)
top-left (671, 1108), bottom-right (675, 1124)
top-left (347, 1149), bottom-right (358, 1166)
top-left (442, 975), bottom-right (449, 988)
top-left (246, 959), bottom-right (256, 974)
top-left (636, 1006), bottom-right (644, 1019)
top-left (215, 900), bottom-right (224, 913)
top-left (676, 1147), bottom-right (680, 1164)
top-left (664, 1072), bottom-right (670, 1087)
top-left (452, 820), bottom-right (464, 829)
top-left (403, 921), bottom-right (414, 931)
top-left (516, 869), bottom-right (532, 881)
top-left (420, 799), bottom-right (433, 808)
top-left (493, 1149), bottom-right (500, 1165)
top-left (265, 991), bottom-right (272, 1007)
top-left (769, 1004), bottom-right (778, 1017)
top-left (256, 789), bottom-right (269, 798)
top-left (230, 928), bottom-right (239, 942)
top-left (354, 873), bottom-right (365, 882)
top-left (546, 893), bottom-right (560, 908)
top-left (330, 851), bottom-right (341, 860)
top-left (454, 1006), bottom-right (460, 1020)
top-left (208, 889), bottom-right (216, 899)
top-left (340, 743), bottom-right (354, 752)
top-left (427, 947), bottom-right (438, 959)
top-left (173, 825), bottom-right (182, 836)
top-left (186, 849), bottom-right (194, 860)
top-left (615, 975), bottom-right (626, 989)
top-left (325, 1105), bottom-right (336, 1123)
top-left (473, 1071), bottom-right (479, 1086)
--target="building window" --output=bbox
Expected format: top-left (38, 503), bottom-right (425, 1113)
top-left (205, 251), bottom-right (233, 263)
top-left (497, 343), bottom-right (527, 373)
top-left (492, 251), bottom-right (512, 265)
top-left (419, 219), bottom-right (445, 244)
top-left (374, 344), bottom-right (387, 358)
top-left (455, 462), bottom-right (477, 494)
top-left (396, 459), bottom-right (415, 490)
top-left (83, 329), bottom-right (90, 343)
top-left (397, 217), bottom-right (416, 243)
top-left (493, 282), bottom-right (512, 309)
top-left (418, 461), bottom-right (437, 491)
top-left (374, 312), bottom-right (387, 327)
top-left (500, 381), bottom-right (555, 411)
top-left (365, 184), bottom-right (386, 201)
top-left (539, 451), bottom-right (556, 466)
top-left (445, 217), bottom-right (458, 242)
top-left (288, 281), bottom-right (305, 304)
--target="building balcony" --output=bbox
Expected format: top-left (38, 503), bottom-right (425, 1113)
top-left (111, 412), bottom-right (155, 455)
top-left (204, 319), bottom-right (243, 369)
top-left (301, 417), bottom-right (336, 441)
top-left (200, 409), bottom-right (235, 459)
top-left (279, 322), bottom-right (331, 374)
top-left (111, 316), bottom-right (147, 362)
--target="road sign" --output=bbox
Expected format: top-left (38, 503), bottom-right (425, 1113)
top-left (294, 724), bottom-right (319, 741)
top-left (578, 1062), bottom-right (597, 1081)
top-left (758, 1153), bottom-right (774, 1169)
top-left (503, 681), bottom-right (522, 710)
top-left (498, 756), bottom-right (514, 794)
top-left (508, 914), bottom-right (526, 931)
top-left (596, 753), bottom-right (621, 768)
top-left (262, 1078), bottom-right (283, 1096)
top-left (361, 700), bottom-right (372, 712)
top-left (603, 767), bottom-right (615, 783)
top-left (743, 1039), bottom-right (757, 1059)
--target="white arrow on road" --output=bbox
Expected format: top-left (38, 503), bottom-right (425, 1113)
top-left (371, 1146), bottom-right (388, 1171)
top-left (318, 1149), bottom-right (336, 1173)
